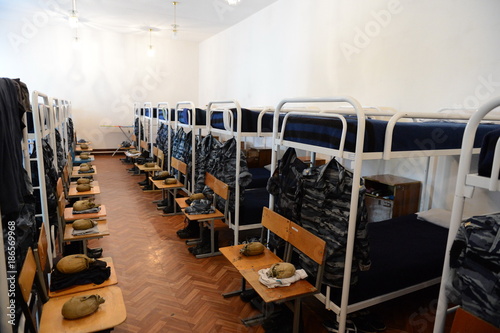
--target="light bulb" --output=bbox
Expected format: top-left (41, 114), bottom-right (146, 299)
top-left (226, 0), bottom-right (241, 5)
top-left (147, 45), bottom-right (155, 57)
top-left (69, 10), bottom-right (79, 28)
top-left (73, 36), bottom-right (80, 49)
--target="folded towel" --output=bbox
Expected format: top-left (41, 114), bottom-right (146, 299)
top-left (258, 267), bottom-right (308, 288)
top-left (73, 206), bottom-right (101, 214)
top-left (71, 225), bottom-right (99, 236)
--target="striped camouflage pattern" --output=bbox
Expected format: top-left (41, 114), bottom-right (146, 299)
top-left (267, 148), bottom-right (370, 287)
top-left (448, 212), bottom-right (500, 327)
top-left (194, 136), bottom-right (252, 214)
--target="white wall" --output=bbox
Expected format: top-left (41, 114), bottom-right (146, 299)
top-left (200, 0), bottom-right (500, 110)
top-left (0, 2), bottom-right (199, 149)
top-left (199, 0), bottom-right (500, 214)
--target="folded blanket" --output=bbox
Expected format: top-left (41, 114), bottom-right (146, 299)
top-left (258, 267), bottom-right (308, 288)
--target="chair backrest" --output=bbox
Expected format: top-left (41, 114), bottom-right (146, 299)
top-left (261, 207), bottom-right (327, 290)
top-left (18, 248), bottom-right (36, 303)
top-left (205, 172), bottom-right (229, 200)
top-left (261, 207), bottom-right (290, 242)
top-left (140, 140), bottom-right (148, 151)
top-left (57, 177), bottom-right (64, 199)
top-left (171, 157), bottom-right (187, 176)
top-left (157, 149), bottom-right (165, 169)
top-left (36, 223), bottom-right (49, 271)
top-left (287, 220), bottom-right (326, 266)
top-left (57, 193), bottom-right (66, 217)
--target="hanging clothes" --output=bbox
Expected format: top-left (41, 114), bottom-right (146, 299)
top-left (0, 77), bottom-right (36, 278)
top-left (55, 128), bottom-right (66, 174)
top-left (267, 147), bottom-right (370, 288)
top-left (299, 156), bottom-right (370, 288)
top-left (67, 117), bottom-right (75, 149)
top-left (448, 212), bottom-right (500, 327)
top-left (0, 78), bottom-right (31, 215)
top-left (194, 134), bottom-right (222, 193)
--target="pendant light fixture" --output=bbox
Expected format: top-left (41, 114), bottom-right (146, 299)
top-left (171, 1), bottom-right (179, 40)
top-left (147, 28), bottom-right (155, 57)
top-left (69, 0), bottom-right (79, 28)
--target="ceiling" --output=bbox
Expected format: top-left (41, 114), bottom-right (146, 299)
top-left (23, 0), bottom-right (279, 42)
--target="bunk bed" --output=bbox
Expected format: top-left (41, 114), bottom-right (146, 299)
top-left (132, 102), bottom-right (146, 156)
top-left (173, 101), bottom-right (207, 193)
top-left (203, 101), bottom-right (277, 244)
top-left (154, 102), bottom-right (172, 169)
top-left (434, 97), bottom-right (500, 332)
top-left (267, 96), bottom-right (500, 333)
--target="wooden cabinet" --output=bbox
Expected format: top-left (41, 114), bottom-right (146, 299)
top-left (363, 174), bottom-right (421, 222)
top-left (244, 148), bottom-right (272, 168)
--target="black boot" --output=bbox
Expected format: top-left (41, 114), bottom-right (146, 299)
top-left (191, 229), bottom-right (218, 256)
top-left (176, 220), bottom-right (199, 239)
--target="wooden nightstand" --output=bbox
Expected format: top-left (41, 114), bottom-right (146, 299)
top-left (363, 174), bottom-right (421, 222)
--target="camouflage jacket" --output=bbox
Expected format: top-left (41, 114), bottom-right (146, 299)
top-left (195, 136), bottom-right (252, 214)
top-left (448, 212), bottom-right (500, 327)
top-left (155, 123), bottom-right (171, 154)
top-left (267, 147), bottom-right (370, 288)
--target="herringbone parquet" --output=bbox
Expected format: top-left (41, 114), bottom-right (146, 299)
top-left (87, 154), bottom-right (452, 333)
top-left (88, 155), bottom-right (269, 333)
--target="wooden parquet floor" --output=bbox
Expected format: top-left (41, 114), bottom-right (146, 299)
top-left (87, 154), bottom-right (453, 333)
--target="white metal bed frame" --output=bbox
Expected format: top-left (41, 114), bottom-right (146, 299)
top-left (269, 96), bottom-right (491, 333)
top-left (173, 101), bottom-right (206, 194)
top-left (433, 97), bottom-right (500, 332)
top-left (155, 102), bottom-right (171, 170)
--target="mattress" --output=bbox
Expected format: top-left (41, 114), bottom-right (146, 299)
top-left (283, 116), bottom-right (500, 152)
top-left (209, 108), bottom-right (276, 132)
top-left (324, 213), bottom-right (448, 305)
top-left (478, 128), bottom-right (500, 179)
top-left (238, 187), bottom-right (269, 226)
top-left (247, 167), bottom-right (271, 189)
top-left (177, 108), bottom-right (206, 126)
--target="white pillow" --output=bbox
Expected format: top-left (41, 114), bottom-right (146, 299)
top-left (264, 164), bottom-right (273, 172)
top-left (416, 208), bottom-right (452, 229)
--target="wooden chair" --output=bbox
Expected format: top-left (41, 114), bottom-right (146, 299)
top-left (18, 247), bottom-right (126, 333)
top-left (57, 193), bottom-right (110, 257)
top-left (450, 307), bottom-right (500, 333)
top-left (75, 143), bottom-right (93, 153)
top-left (72, 164), bottom-right (97, 178)
top-left (179, 172), bottom-right (229, 259)
top-left (56, 179), bottom-right (106, 223)
top-left (153, 156), bottom-right (190, 215)
top-left (134, 148), bottom-right (163, 186)
top-left (220, 207), bottom-right (326, 333)
top-left (34, 223), bottom-right (118, 300)
top-left (73, 154), bottom-right (95, 165)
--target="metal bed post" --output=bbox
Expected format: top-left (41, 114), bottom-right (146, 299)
top-left (30, 91), bottom-right (55, 268)
top-left (207, 100), bottom-right (242, 244)
top-left (271, 97), bottom-right (366, 333)
top-left (433, 97), bottom-right (500, 333)
top-left (157, 102), bottom-right (171, 170)
top-left (175, 101), bottom-right (199, 194)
